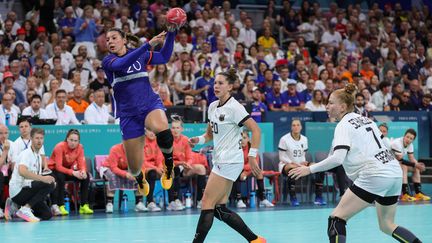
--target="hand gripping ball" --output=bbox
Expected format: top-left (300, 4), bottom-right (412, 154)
top-left (166, 8), bottom-right (187, 27)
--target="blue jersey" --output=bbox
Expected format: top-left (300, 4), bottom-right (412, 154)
top-left (251, 101), bottom-right (268, 122)
top-left (102, 31), bottom-right (176, 118)
top-left (265, 91), bottom-right (287, 109)
top-left (194, 76), bottom-right (216, 104)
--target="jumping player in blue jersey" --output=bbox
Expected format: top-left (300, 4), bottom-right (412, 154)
top-left (102, 25), bottom-right (178, 195)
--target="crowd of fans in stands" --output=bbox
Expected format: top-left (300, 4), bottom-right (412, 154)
top-left (0, 0), bottom-right (430, 127)
top-left (1, 0), bottom-right (432, 221)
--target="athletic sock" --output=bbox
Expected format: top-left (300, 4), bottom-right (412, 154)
top-left (413, 183), bottom-right (421, 194)
top-left (107, 197), bottom-right (114, 204)
top-left (193, 209), bottom-right (214, 243)
top-left (135, 196), bottom-right (143, 204)
top-left (214, 204), bottom-right (258, 241)
top-left (135, 171), bottom-right (144, 188)
top-left (392, 226), bottom-right (422, 243)
top-left (257, 179), bottom-right (265, 200)
top-left (402, 183), bottom-right (409, 195)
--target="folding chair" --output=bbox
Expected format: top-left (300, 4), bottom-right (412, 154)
top-left (86, 157), bottom-right (106, 210)
top-left (262, 152), bottom-right (281, 204)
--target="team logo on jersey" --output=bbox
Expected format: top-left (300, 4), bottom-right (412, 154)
top-left (219, 114), bottom-right (225, 121)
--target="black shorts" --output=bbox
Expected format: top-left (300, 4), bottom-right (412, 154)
top-left (350, 184), bottom-right (399, 206)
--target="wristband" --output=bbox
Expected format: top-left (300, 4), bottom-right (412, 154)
top-left (197, 136), bottom-right (206, 145)
top-left (248, 148), bottom-right (258, 158)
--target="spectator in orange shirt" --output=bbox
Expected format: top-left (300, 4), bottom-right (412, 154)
top-left (67, 85), bottom-right (89, 113)
top-left (49, 129), bottom-right (93, 216)
top-left (341, 61), bottom-right (360, 83)
top-left (100, 143), bottom-right (148, 213)
top-left (171, 117), bottom-right (208, 209)
top-left (359, 58), bottom-right (376, 83)
top-left (143, 129), bottom-right (164, 212)
top-left (233, 131), bottom-right (274, 208)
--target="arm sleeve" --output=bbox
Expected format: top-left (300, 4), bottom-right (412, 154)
top-left (53, 145), bottom-right (74, 176)
top-left (391, 139), bottom-right (404, 156)
top-left (231, 104), bottom-right (250, 127)
top-left (309, 149), bottom-right (348, 173)
top-left (278, 138), bottom-right (291, 163)
top-left (332, 123), bottom-right (351, 151)
top-left (102, 42), bottom-right (152, 71)
top-left (407, 143), bottom-right (414, 154)
top-left (143, 31), bottom-right (176, 65)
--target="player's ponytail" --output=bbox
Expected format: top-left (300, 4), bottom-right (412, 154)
top-left (333, 83), bottom-right (356, 112)
top-left (219, 65), bottom-right (238, 84)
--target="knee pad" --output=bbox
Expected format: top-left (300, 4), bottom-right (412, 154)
top-left (156, 129), bottom-right (173, 149)
top-left (214, 204), bottom-right (231, 221)
top-left (328, 216), bottom-right (346, 239)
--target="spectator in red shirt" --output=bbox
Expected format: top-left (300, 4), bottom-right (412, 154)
top-left (233, 131), bottom-right (274, 208)
top-left (143, 129), bottom-right (164, 212)
top-left (49, 129), bottom-right (93, 215)
top-left (101, 143), bottom-right (148, 213)
top-left (171, 118), bottom-right (208, 209)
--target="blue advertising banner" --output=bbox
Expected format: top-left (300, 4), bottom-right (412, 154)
top-left (7, 123), bottom-right (274, 158)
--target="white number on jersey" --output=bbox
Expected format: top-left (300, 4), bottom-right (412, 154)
top-left (126, 61), bottom-right (142, 73)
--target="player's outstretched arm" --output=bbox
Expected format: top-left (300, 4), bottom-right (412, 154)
top-left (289, 149), bottom-right (348, 180)
top-left (147, 27), bottom-right (176, 65)
top-left (189, 124), bottom-right (213, 147)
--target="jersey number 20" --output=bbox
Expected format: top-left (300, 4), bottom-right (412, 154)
top-left (210, 121), bottom-right (218, 134)
top-left (126, 61), bottom-right (142, 73)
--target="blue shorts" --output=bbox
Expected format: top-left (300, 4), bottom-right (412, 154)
top-left (119, 102), bottom-right (165, 140)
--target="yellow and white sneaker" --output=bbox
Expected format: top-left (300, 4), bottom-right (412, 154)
top-left (161, 166), bottom-right (174, 190)
top-left (400, 193), bottom-right (417, 202)
top-left (414, 192), bottom-right (431, 201)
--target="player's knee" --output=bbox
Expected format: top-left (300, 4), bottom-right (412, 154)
top-left (200, 193), bottom-right (215, 209)
top-left (156, 129), bottom-right (173, 149)
top-left (195, 165), bottom-right (206, 175)
top-left (129, 169), bottom-right (141, 177)
top-left (378, 220), bottom-right (395, 235)
top-left (327, 216), bottom-right (346, 239)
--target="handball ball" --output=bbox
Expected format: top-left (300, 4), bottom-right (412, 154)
top-left (166, 8), bottom-right (187, 27)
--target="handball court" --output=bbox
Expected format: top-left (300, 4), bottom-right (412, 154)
top-left (1, 202), bottom-right (430, 243)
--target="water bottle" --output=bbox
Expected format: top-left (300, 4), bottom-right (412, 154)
top-left (64, 195), bottom-right (70, 212)
top-left (267, 189), bottom-right (273, 203)
top-left (122, 194), bottom-right (128, 213)
top-left (185, 192), bottom-right (192, 208)
top-left (250, 192), bottom-right (256, 208)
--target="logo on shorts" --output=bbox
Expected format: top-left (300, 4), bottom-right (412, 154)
top-left (219, 114), bottom-right (225, 121)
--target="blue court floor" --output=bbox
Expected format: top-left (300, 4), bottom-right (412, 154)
top-left (1, 202), bottom-right (431, 243)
